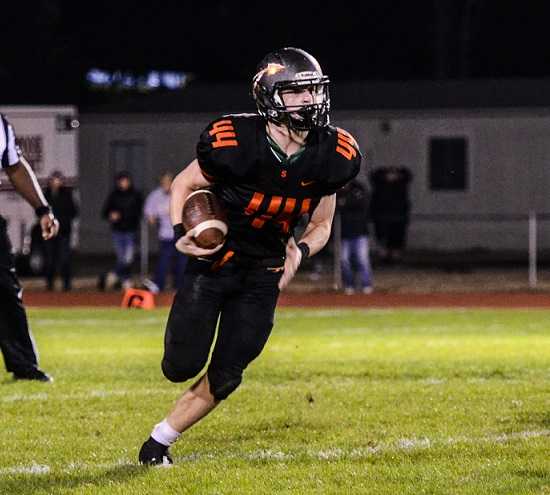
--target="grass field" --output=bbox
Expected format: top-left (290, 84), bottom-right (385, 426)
top-left (0, 307), bottom-right (549, 494)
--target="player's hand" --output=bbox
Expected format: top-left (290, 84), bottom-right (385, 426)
top-left (40, 213), bottom-right (59, 240)
top-left (278, 237), bottom-right (302, 290)
top-left (175, 228), bottom-right (224, 257)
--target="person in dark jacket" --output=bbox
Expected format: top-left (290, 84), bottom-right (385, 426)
top-left (101, 171), bottom-right (143, 289)
top-left (369, 166), bottom-right (412, 263)
top-left (337, 179), bottom-right (373, 294)
top-left (43, 171), bottom-right (78, 291)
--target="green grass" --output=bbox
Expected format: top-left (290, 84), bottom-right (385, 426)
top-left (0, 307), bottom-right (549, 494)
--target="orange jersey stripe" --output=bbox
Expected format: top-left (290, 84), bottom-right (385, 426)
top-left (211, 119), bottom-right (233, 130)
top-left (266, 196), bottom-right (283, 214)
top-left (252, 218), bottom-right (265, 228)
top-left (212, 140), bottom-right (238, 148)
top-left (209, 125), bottom-right (234, 136)
top-left (336, 129), bottom-right (358, 160)
top-left (338, 138), bottom-right (357, 154)
top-left (336, 128), bottom-right (358, 146)
top-left (336, 145), bottom-right (356, 161)
top-left (245, 192), bottom-right (264, 215)
top-left (213, 131), bottom-right (236, 139)
top-left (282, 197), bottom-right (296, 214)
top-left (299, 198), bottom-right (311, 215)
top-left (211, 250), bottom-right (235, 271)
top-left (212, 131), bottom-right (238, 148)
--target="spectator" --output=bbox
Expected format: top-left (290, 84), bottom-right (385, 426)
top-left (369, 166), bottom-right (412, 263)
top-left (337, 179), bottom-right (373, 294)
top-left (43, 171), bottom-right (78, 291)
top-left (101, 171), bottom-right (143, 289)
top-left (144, 172), bottom-right (187, 292)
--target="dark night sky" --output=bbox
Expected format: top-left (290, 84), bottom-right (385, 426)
top-left (2, 1), bottom-right (550, 105)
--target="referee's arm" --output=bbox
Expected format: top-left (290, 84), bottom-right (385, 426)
top-left (4, 159), bottom-right (59, 240)
top-left (5, 159), bottom-right (47, 210)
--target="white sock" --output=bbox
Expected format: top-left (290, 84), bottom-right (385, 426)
top-left (151, 419), bottom-right (181, 447)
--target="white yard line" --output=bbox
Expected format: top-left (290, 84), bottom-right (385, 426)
top-left (33, 317), bottom-right (167, 326)
top-left (1, 429), bottom-right (547, 476)
top-left (0, 388), bottom-right (175, 404)
top-left (0, 463), bottom-right (51, 475)
top-left (275, 308), bottom-right (546, 318)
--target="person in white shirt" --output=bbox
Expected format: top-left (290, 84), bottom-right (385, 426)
top-left (144, 172), bottom-right (187, 292)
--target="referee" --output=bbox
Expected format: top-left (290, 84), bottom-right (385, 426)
top-left (0, 113), bottom-right (59, 382)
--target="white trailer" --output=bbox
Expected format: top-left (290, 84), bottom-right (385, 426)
top-left (0, 105), bottom-right (79, 253)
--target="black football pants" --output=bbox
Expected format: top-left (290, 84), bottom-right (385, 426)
top-left (162, 258), bottom-right (281, 400)
top-left (0, 220), bottom-right (40, 374)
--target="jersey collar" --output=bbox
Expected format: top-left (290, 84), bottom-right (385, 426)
top-left (265, 132), bottom-right (306, 165)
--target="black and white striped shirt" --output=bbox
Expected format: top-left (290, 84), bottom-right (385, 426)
top-left (0, 114), bottom-right (21, 170)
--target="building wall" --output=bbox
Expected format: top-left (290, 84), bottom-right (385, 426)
top-left (79, 109), bottom-right (550, 254)
top-left (337, 109), bottom-right (550, 251)
top-left (79, 113), bottom-right (212, 254)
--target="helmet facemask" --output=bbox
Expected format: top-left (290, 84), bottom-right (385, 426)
top-left (271, 78), bottom-right (330, 131)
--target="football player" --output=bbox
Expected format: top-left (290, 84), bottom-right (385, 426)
top-left (139, 47), bottom-right (362, 465)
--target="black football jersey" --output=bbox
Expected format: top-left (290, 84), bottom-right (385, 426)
top-left (196, 114), bottom-right (361, 261)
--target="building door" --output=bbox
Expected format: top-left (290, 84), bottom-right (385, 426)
top-left (109, 140), bottom-right (148, 190)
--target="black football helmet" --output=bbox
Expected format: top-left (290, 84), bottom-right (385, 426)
top-left (252, 47), bottom-right (330, 131)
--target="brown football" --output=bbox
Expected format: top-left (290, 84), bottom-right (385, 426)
top-left (182, 190), bottom-right (228, 249)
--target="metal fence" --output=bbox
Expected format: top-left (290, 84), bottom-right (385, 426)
top-left (135, 212), bottom-right (549, 289)
top-left (407, 212), bottom-right (548, 288)
top-left (16, 211), bottom-right (550, 289)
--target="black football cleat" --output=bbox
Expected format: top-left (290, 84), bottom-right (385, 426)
top-left (139, 437), bottom-right (173, 466)
top-left (13, 368), bottom-right (53, 382)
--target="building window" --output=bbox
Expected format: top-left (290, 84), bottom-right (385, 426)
top-left (429, 137), bottom-right (468, 191)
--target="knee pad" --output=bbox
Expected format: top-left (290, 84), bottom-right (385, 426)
top-left (161, 358), bottom-right (203, 383)
top-left (207, 367), bottom-right (242, 400)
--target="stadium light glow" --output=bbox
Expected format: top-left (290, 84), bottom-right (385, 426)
top-left (86, 69), bottom-right (188, 91)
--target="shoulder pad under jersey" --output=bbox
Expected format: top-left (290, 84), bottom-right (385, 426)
top-left (317, 125), bottom-right (362, 195)
top-left (196, 113), bottom-right (261, 182)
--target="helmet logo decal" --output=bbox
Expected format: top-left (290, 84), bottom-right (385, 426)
top-left (253, 63), bottom-right (286, 84)
top-left (266, 63), bottom-right (285, 75)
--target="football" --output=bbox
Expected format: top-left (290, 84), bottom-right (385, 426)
top-left (182, 189), bottom-right (228, 249)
